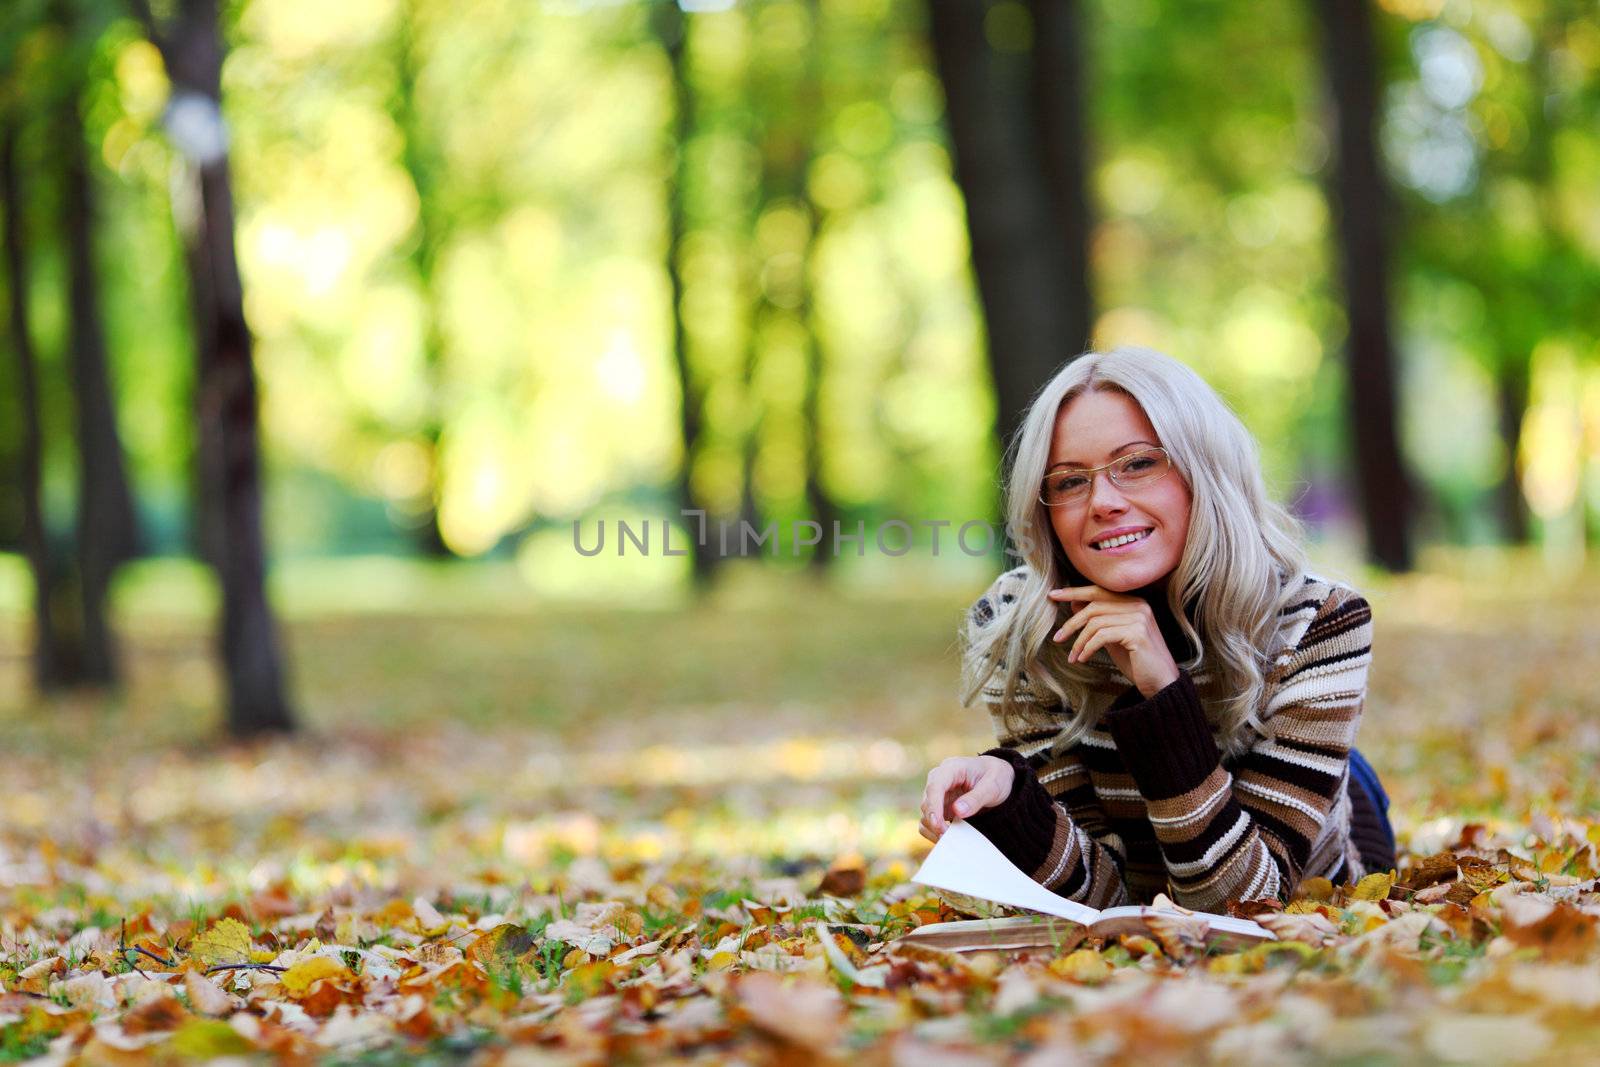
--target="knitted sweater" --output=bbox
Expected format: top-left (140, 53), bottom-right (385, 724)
top-left (958, 566), bottom-right (1375, 911)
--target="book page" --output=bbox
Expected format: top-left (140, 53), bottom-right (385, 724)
top-left (912, 821), bottom-right (1275, 941)
top-left (1099, 903), bottom-right (1273, 939)
top-left (911, 820), bottom-right (1102, 925)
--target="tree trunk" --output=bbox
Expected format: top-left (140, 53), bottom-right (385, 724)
top-left (790, 0), bottom-right (836, 573)
top-left (1312, 0), bottom-right (1413, 571)
top-left (142, 0), bottom-right (296, 735)
top-left (60, 74), bottom-right (141, 685)
top-left (1028, 0), bottom-right (1094, 357)
top-left (925, 0), bottom-right (1080, 457)
top-left (735, 180), bottom-right (770, 567)
top-left (1494, 361), bottom-right (1530, 544)
top-left (1, 121), bottom-right (67, 691)
top-left (650, 2), bottom-right (718, 587)
top-left (392, 0), bottom-right (451, 557)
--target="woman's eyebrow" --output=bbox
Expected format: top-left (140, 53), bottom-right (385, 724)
top-left (1048, 439), bottom-right (1158, 469)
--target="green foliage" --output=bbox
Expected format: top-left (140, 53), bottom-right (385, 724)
top-left (0, 0), bottom-right (1596, 575)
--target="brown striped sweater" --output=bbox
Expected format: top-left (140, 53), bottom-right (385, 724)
top-left (959, 566), bottom-right (1377, 911)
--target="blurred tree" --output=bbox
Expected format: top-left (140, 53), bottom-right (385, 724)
top-left (1028, 0), bottom-right (1093, 356)
top-left (1, 116), bottom-right (63, 688)
top-left (744, 0), bottom-right (837, 570)
top-left (1412, 2), bottom-right (1599, 545)
top-left (389, 0), bottom-right (450, 558)
top-left (1, 0), bottom-right (141, 690)
top-left (652, 1), bottom-right (718, 586)
top-left (926, 0), bottom-right (1093, 457)
top-left (57, 0), bottom-right (142, 684)
top-left (1312, 0), bottom-right (1413, 570)
top-left (128, 0), bottom-right (295, 736)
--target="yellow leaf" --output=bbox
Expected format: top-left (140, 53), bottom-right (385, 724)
top-left (1351, 872), bottom-right (1395, 901)
top-left (467, 923), bottom-right (536, 968)
top-left (1296, 877), bottom-right (1335, 903)
top-left (280, 957), bottom-right (351, 997)
top-left (646, 884), bottom-right (680, 912)
top-left (1048, 949), bottom-right (1111, 984)
top-left (167, 1019), bottom-right (255, 1057)
top-left (189, 919), bottom-right (254, 969)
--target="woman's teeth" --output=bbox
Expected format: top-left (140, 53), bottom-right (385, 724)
top-left (1094, 529), bottom-right (1150, 550)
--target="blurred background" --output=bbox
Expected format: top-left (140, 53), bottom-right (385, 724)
top-left (0, 0), bottom-right (1597, 796)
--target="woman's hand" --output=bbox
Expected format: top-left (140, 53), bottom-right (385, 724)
top-left (919, 755), bottom-right (1015, 842)
top-left (1047, 584), bottom-right (1181, 698)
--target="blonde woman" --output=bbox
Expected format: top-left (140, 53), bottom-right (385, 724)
top-left (918, 346), bottom-right (1395, 910)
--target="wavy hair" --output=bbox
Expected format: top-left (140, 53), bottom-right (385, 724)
top-left (960, 346), bottom-right (1309, 758)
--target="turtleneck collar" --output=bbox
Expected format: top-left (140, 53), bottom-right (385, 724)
top-left (1129, 579), bottom-right (1197, 663)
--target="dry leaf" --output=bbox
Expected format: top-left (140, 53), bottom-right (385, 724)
top-left (818, 855), bottom-right (867, 897)
top-left (735, 972), bottom-right (843, 1051)
top-left (184, 970), bottom-right (240, 1016)
top-left (1351, 872), bottom-right (1396, 901)
top-left (280, 957), bottom-right (352, 998)
top-left (189, 919), bottom-right (255, 969)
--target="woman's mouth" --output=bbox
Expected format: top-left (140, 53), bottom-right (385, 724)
top-left (1091, 528), bottom-right (1152, 553)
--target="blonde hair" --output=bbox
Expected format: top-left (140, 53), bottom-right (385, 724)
top-left (961, 345), bottom-right (1309, 758)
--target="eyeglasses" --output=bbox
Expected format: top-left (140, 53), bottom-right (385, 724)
top-left (1038, 447), bottom-right (1172, 507)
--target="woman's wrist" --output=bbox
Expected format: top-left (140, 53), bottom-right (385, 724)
top-left (1137, 662), bottom-right (1182, 698)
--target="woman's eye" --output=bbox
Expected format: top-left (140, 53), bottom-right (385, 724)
top-left (1056, 475), bottom-right (1089, 492)
top-left (1123, 457), bottom-right (1155, 471)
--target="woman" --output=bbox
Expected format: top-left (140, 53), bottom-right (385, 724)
top-left (919, 346), bottom-right (1395, 911)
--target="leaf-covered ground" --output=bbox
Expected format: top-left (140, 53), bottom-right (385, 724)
top-left (2, 554), bottom-right (1599, 1065)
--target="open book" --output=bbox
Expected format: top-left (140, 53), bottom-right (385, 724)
top-left (904, 820), bottom-right (1275, 952)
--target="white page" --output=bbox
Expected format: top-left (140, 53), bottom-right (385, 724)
top-left (912, 821), bottom-right (1275, 940)
top-left (911, 820), bottom-right (1101, 925)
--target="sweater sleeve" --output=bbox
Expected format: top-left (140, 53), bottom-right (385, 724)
top-left (1100, 587), bottom-right (1375, 909)
top-left (964, 746), bottom-right (1131, 908)
top-left (956, 571), bottom-right (1132, 909)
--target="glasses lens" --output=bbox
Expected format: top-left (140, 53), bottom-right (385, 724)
top-left (1043, 471), bottom-right (1091, 504)
top-left (1114, 449), bottom-right (1167, 486)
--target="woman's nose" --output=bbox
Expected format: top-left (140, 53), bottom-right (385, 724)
top-left (1087, 470), bottom-right (1129, 513)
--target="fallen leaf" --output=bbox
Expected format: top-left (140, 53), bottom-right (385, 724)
top-left (189, 919), bottom-right (255, 969)
top-left (1351, 872), bottom-right (1396, 901)
top-left (735, 972), bottom-right (843, 1051)
top-left (818, 854), bottom-right (867, 897)
top-left (1421, 1013), bottom-right (1551, 1064)
top-left (280, 957), bottom-right (353, 998)
top-left (467, 923), bottom-right (536, 969)
top-left (1048, 949), bottom-right (1112, 984)
top-left (184, 970), bottom-right (240, 1016)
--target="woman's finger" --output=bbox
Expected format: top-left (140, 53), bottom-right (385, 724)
top-left (1067, 611), bottom-right (1134, 662)
top-left (1047, 585), bottom-right (1107, 603)
top-left (1052, 600), bottom-right (1099, 643)
top-left (951, 781), bottom-right (999, 819)
top-left (1076, 622), bottom-right (1138, 664)
top-left (923, 785), bottom-right (952, 834)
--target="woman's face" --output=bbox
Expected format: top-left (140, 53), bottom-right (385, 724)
top-left (1046, 389), bottom-right (1193, 593)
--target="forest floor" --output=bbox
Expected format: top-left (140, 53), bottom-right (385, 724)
top-left (1, 550), bottom-right (1598, 1065)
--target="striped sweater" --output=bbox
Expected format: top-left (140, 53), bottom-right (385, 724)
top-left (958, 566), bottom-right (1376, 911)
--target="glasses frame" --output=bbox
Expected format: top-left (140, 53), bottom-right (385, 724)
top-left (1038, 446), bottom-right (1173, 508)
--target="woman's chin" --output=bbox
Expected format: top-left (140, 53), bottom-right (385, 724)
top-left (1080, 561), bottom-right (1161, 593)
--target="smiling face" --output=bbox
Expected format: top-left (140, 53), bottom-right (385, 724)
top-left (1046, 388), bottom-right (1193, 593)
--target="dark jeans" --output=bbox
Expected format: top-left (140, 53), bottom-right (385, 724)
top-left (1347, 747), bottom-right (1397, 870)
